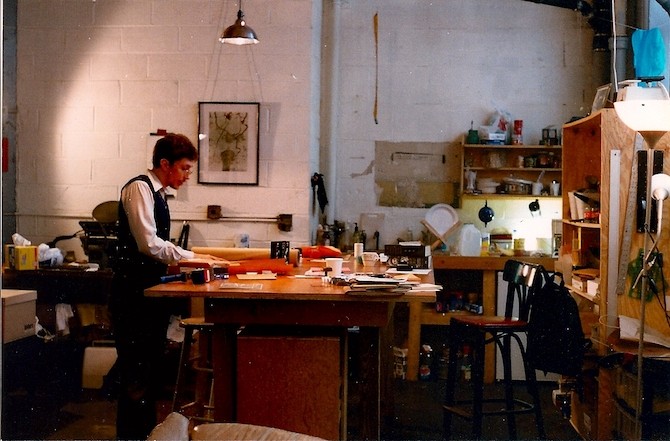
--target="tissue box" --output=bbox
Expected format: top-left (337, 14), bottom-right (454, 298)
top-left (1, 289), bottom-right (37, 343)
top-left (7, 245), bottom-right (38, 270)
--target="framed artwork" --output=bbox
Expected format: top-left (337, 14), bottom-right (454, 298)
top-left (197, 101), bottom-right (260, 185)
top-left (591, 84), bottom-right (611, 114)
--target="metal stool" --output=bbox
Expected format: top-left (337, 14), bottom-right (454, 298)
top-left (443, 260), bottom-right (546, 440)
top-left (172, 317), bottom-right (215, 424)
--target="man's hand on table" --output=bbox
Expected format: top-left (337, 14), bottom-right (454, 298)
top-left (187, 254), bottom-right (230, 266)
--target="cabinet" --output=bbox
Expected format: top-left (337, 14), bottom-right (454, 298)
top-left (461, 142), bottom-right (562, 198)
top-left (612, 354), bottom-right (670, 440)
top-left (561, 109), bottom-right (670, 440)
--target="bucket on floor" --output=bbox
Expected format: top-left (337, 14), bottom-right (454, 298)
top-left (82, 340), bottom-right (117, 389)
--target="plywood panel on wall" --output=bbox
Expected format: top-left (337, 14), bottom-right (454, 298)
top-left (375, 141), bottom-right (461, 207)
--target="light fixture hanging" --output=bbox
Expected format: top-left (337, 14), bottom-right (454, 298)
top-left (614, 78), bottom-right (670, 148)
top-left (219, 0), bottom-right (259, 45)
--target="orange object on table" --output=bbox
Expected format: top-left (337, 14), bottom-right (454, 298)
top-left (300, 246), bottom-right (342, 259)
top-left (227, 258), bottom-right (293, 275)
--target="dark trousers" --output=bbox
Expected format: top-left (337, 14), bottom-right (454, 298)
top-left (110, 272), bottom-right (184, 440)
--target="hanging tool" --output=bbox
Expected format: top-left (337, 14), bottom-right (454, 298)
top-left (616, 138), bottom-right (644, 297)
top-left (311, 173), bottom-right (328, 214)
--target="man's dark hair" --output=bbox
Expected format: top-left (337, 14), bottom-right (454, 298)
top-left (152, 133), bottom-right (198, 168)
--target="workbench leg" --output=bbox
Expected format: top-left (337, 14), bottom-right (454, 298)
top-left (482, 270), bottom-right (496, 384)
top-left (406, 302), bottom-right (422, 381)
top-left (358, 326), bottom-right (380, 440)
top-left (212, 324), bottom-right (238, 423)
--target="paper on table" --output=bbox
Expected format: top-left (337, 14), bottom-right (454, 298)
top-left (410, 283), bottom-right (442, 292)
top-left (619, 315), bottom-right (670, 348)
top-left (236, 273), bottom-right (277, 280)
top-left (386, 268), bottom-right (431, 275)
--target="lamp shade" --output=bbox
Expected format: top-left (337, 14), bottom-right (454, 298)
top-left (219, 8), bottom-right (259, 45)
top-left (614, 80), bottom-right (670, 133)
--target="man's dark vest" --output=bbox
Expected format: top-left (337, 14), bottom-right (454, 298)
top-left (115, 175), bottom-right (170, 283)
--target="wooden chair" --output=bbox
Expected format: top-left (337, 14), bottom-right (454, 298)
top-left (443, 259), bottom-right (546, 440)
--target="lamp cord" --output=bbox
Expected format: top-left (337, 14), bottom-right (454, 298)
top-left (611, 0), bottom-right (618, 93)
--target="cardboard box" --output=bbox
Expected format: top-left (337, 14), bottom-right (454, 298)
top-left (8, 245), bottom-right (38, 270)
top-left (572, 276), bottom-right (587, 292)
top-left (1, 289), bottom-right (37, 343)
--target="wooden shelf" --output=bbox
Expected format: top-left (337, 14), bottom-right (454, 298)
top-left (466, 167), bottom-right (561, 172)
top-left (419, 305), bottom-right (478, 325)
top-left (463, 194), bottom-right (561, 200)
top-left (563, 220), bottom-right (601, 229)
top-left (567, 284), bottom-right (599, 303)
top-left (464, 144), bottom-right (561, 150)
top-left (461, 141), bottom-right (563, 197)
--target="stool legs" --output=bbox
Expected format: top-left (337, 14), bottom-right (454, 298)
top-left (443, 323), bottom-right (463, 439)
top-left (522, 344), bottom-right (546, 439)
top-left (443, 324), bottom-right (545, 440)
top-left (172, 322), bottom-right (215, 424)
top-left (172, 324), bottom-right (195, 413)
top-left (471, 331), bottom-right (486, 439)
top-left (500, 333), bottom-right (518, 439)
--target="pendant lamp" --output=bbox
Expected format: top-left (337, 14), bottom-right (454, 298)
top-left (219, 0), bottom-right (259, 45)
top-left (614, 79), bottom-right (670, 148)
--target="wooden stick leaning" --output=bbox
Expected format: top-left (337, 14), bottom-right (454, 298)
top-left (421, 219), bottom-right (463, 250)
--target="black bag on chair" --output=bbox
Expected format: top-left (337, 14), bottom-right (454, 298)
top-left (526, 270), bottom-right (589, 376)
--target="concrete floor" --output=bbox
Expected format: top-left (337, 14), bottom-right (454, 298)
top-left (3, 379), bottom-right (581, 441)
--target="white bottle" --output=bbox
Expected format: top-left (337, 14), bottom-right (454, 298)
top-left (457, 224), bottom-right (482, 256)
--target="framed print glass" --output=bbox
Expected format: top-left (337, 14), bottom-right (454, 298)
top-left (198, 101), bottom-right (260, 185)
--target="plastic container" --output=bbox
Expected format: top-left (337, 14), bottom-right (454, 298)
top-left (480, 232), bottom-right (490, 256)
top-left (456, 223), bottom-right (482, 256)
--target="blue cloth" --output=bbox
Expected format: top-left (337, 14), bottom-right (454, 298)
top-left (632, 28), bottom-right (666, 78)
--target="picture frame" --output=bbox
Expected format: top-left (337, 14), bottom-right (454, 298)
top-left (591, 84), bottom-right (611, 114)
top-left (197, 101), bottom-right (260, 185)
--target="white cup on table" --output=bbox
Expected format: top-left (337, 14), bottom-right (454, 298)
top-left (362, 252), bottom-right (380, 267)
top-left (325, 257), bottom-right (344, 277)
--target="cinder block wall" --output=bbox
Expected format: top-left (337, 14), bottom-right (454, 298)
top-left (15, 0), bottom-right (316, 259)
top-left (325, 1), bottom-right (604, 247)
top-left (14, 0), bottom-right (604, 258)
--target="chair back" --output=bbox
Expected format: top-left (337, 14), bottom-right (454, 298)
top-left (501, 260), bottom-right (545, 321)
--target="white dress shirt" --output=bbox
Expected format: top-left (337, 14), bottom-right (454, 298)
top-left (120, 170), bottom-right (194, 264)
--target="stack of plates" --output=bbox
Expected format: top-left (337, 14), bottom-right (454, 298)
top-left (477, 178), bottom-right (499, 194)
top-left (423, 204), bottom-right (460, 241)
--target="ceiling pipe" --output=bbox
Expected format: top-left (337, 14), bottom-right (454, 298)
top-left (520, 0), bottom-right (593, 17)
top-left (655, 0), bottom-right (670, 16)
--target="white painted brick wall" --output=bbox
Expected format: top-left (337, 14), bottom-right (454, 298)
top-left (16, 0), bottom-right (315, 259)
top-left (15, 0), bottom-right (603, 259)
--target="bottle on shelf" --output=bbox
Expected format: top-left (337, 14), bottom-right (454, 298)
top-left (419, 344), bottom-right (433, 381)
top-left (461, 345), bottom-right (472, 381)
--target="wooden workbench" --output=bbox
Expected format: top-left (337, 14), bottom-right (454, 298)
top-left (403, 255), bottom-right (556, 383)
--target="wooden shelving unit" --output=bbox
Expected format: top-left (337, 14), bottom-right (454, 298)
top-left (461, 142), bottom-right (562, 197)
top-left (561, 109), bottom-right (670, 441)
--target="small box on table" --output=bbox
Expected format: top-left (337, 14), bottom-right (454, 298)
top-left (4, 245), bottom-right (38, 270)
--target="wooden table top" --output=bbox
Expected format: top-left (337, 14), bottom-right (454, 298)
top-left (145, 267), bottom-right (437, 303)
top-left (432, 254), bottom-right (556, 270)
